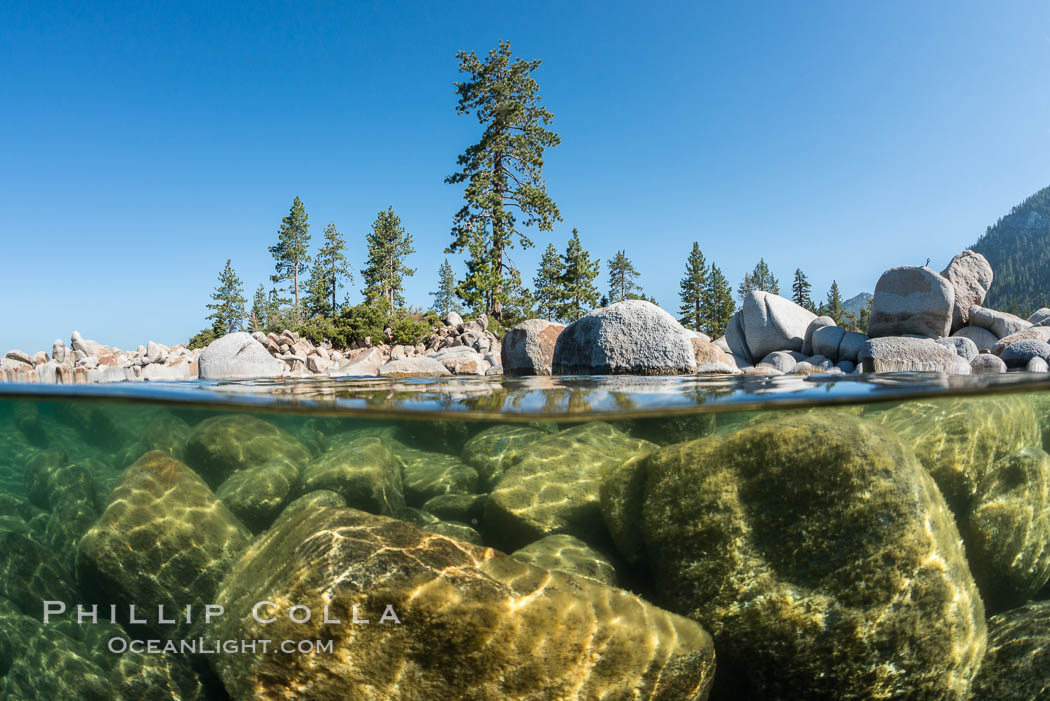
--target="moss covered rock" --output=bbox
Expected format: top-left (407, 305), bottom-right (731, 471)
top-left (208, 507), bottom-right (715, 700)
top-left (216, 456), bottom-right (300, 532)
top-left (76, 451), bottom-right (250, 637)
top-left (971, 600), bottom-right (1050, 700)
top-left (389, 440), bottom-right (479, 505)
top-left (296, 435), bottom-right (405, 516)
top-left (964, 447), bottom-right (1050, 612)
top-left (461, 424), bottom-right (552, 490)
top-left (485, 422), bottom-right (657, 551)
top-left (639, 413), bottom-right (985, 700)
top-left (183, 414), bottom-right (310, 487)
top-left (511, 533), bottom-right (618, 585)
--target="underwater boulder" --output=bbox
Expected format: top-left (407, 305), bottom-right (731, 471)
top-left (971, 600), bottom-right (1050, 700)
top-left (389, 440), bottom-right (478, 506)
top-left (270, 489), bottom-right (346, 531)
top-left (183, 414), bottom-right (311, 488)
top-left (116, 412), bottom-right (192, 468)
top-left (296, 435), bottom-right (405, 516)
top-left (207, 507), bottom-right (716, 700)
top-left (963, 447), bottom-right (1050, 612)
top-left (511, 533), bottom-right (618, 586)
top-left (75, 451), bottom-right (250, 637)
top-left (485, 422), bottom-right (657, 551)
top-left (422, 492), bottom-right (487, 525)
top-left (460, 424), bottom-right (552, 490)
top-left (638, 413), bottom-right (985, 700)
top-left (0, 530), bottom-right (78, 617)
top-left (216, 456), bottom-right (301, 532)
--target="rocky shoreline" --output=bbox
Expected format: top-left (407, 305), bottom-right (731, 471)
top-left (4, 249), bottom-right (1050, 384)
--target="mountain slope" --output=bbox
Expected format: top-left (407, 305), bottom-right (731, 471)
top-left (971, 185), bottom-right (1050, 316)
top-left (843, 292), bottom-right (872, 316)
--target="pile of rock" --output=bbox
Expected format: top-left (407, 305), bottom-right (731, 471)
top-left (1, 331), bottom-right (199, 384)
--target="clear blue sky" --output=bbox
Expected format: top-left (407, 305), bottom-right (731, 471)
top-left (3, 1), bottom-right (1050, 352)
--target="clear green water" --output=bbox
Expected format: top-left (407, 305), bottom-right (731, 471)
top-left (1, 374), bottom-right (1049, 700)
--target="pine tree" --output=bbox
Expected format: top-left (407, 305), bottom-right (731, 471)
top-left (500, 267), bottom-right (535, 327)
top-left (306, 221), bottom-right (352, 318)
top-left (269, 196), bottom-right (311, 317)
top-left (446, 40), bottom-right (561, 321)
top-left (825, 280), bottom-right (846, 324)
top-left (206, 259), bottom-right (246, 335)
top-left (456, 223), bottom-right (498, 314)
top-left (430, 259), bottom-right (460, 315)
top-left (607, 250), bottom-right (643, 303)
top-left (750, 258), bottom-right (779, 295)
top-left (558, 228), bottom-right (600, 322)
top-left (532, 242), bottom-right (564, 321)
top-left (737, 273), bottom-right (755, 302)
top-left (678, 242), bottom-right (709, 331)
top-left (362, 206), bottom-right (415, 307)
top-left (791, 268), bottom-right (814, 311)
top-left (248, 284), bottom-right (267, 332)
top-left (707, 264), bottom-right (736, 338)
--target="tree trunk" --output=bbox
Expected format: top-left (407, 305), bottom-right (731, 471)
top-left (294, 265), bottom-right (300, 314)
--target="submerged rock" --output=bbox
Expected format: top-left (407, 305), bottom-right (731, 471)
top-left (0, 530), bottom-right (78, 617)
top-left (511, 534), bottom-right (618, 586)
top-left (637, 414), bottom-right (985, 700)
top-left (421, 492), bottom-right (487, 525)
top-left (552, 300), bottom-right (697, 375)
top-left (216, 456), bottom-right (301, 532)
top-left (184, 414), bottom-right (311, 488)
top-left (964, 447), bottom-right (1050, 612)
top-left (208, 507), bottom-right (716, 700)
top-left (461, 424), bottom-right (552, 490)
top-left (76, 451), bottom-right (250, 637)
top-left (485, 422), bottom-right (657, 551)
top-left (971, 601), bottom-right (1050, 700)
top-left (296, 435), bottom-right (405, 516)
top-left (389, 441), bottom-right (478, 506)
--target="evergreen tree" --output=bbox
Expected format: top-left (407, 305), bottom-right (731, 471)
top-left (825, 280), bottom-right (846, 324)
top-left (678, 242), bottom-right (709, 331)
top-left (430, 259), bottom-right (460, 315)
top-left (456, 223), bottom-right (498, 313)
top-left (206, 259), bottom-right (246, 334)
top-left (707, 264), bottom-right (736, 337)
top-left (446, 40), bottom-right (561, 322)
top-left (750, 258), bottom-right (779, 295)
top-left (558, 228), bottom-right (600, 322)
top-left (737, 273), bottom-right (755, 303)
top-left (248, 284), bottom-right (267, 332)
top-left (268, 196), bottom-right (311, 316)
top-left (500, 267), bottom-right (535, 327)
top-left (532, 242), bottom-right (563, 321)
top-left (607, 250), bottom-right (643, 303)
top-left (306, 221), bottom-right (352, 318)
top-left (362, 206), bottom-right (416, 307)
top-left (791, 268), bottom-right (814, 311)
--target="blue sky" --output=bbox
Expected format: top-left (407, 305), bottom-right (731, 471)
top-left (2, 1), bottom-right (1050, 352)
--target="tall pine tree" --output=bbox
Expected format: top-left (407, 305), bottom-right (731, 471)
top-left (362, 206), bottom-right (415, 307)
top-left (737, 273), bottom-right (755, 302)
top-left (791, 268), bottom-right (814, 311)
top-left (558, 228), bottom-right (600, 322)
top-left (430, 259), bottom-right (460, 315)
top-left (707, 264), bottom-right (735, 337)
top-left (678, 242), bottom-right (709, 331)
top-left (445, 40), bottom-right (561, 322)
top-left (607, 250), bottom-right (643, 303)
top-left (206, 259), bottom-right (246, 334)
top-left (824, 280), bottom-right (846, 324)
top-left (306, 221), bottom-right (352, 318)
top-left (248, 284), bottom-right (267, 332)
top-left (532, 242), bottom-right (563, 321)
top-left (269, 196), bottom-right (311, 317)
top-left (750, 258), bottom-right (779, 294)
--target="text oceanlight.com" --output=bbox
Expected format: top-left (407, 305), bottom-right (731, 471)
top-left (43, 601), bottom-right (402, 655)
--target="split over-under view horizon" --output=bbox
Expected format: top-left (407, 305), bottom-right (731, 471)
top-left (3, 2), bottom-right (1050, 699)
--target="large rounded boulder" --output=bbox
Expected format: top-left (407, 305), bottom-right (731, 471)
top-left (198, 332), bottom-right (284, 380)
top-left (501, 319), bottom-right (564, 375)
top-left (552, 300), bottom-right (697, 375)
top-left (607, 413), bottom-right (986, 699)
top-left (741, 291), bottom-right (817, 359)
top-left (941, 250), bottom-right (993, 332)
top-left (868, 266), bottom-right (955, 338)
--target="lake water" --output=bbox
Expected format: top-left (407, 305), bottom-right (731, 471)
top-left (1, 372), bottom-right (1048, 699)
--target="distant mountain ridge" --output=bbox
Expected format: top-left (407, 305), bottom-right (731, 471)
top-left (971, 185), bottom-right (1050, 316)
top-left (843, 292), bottom-right (872, 316)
